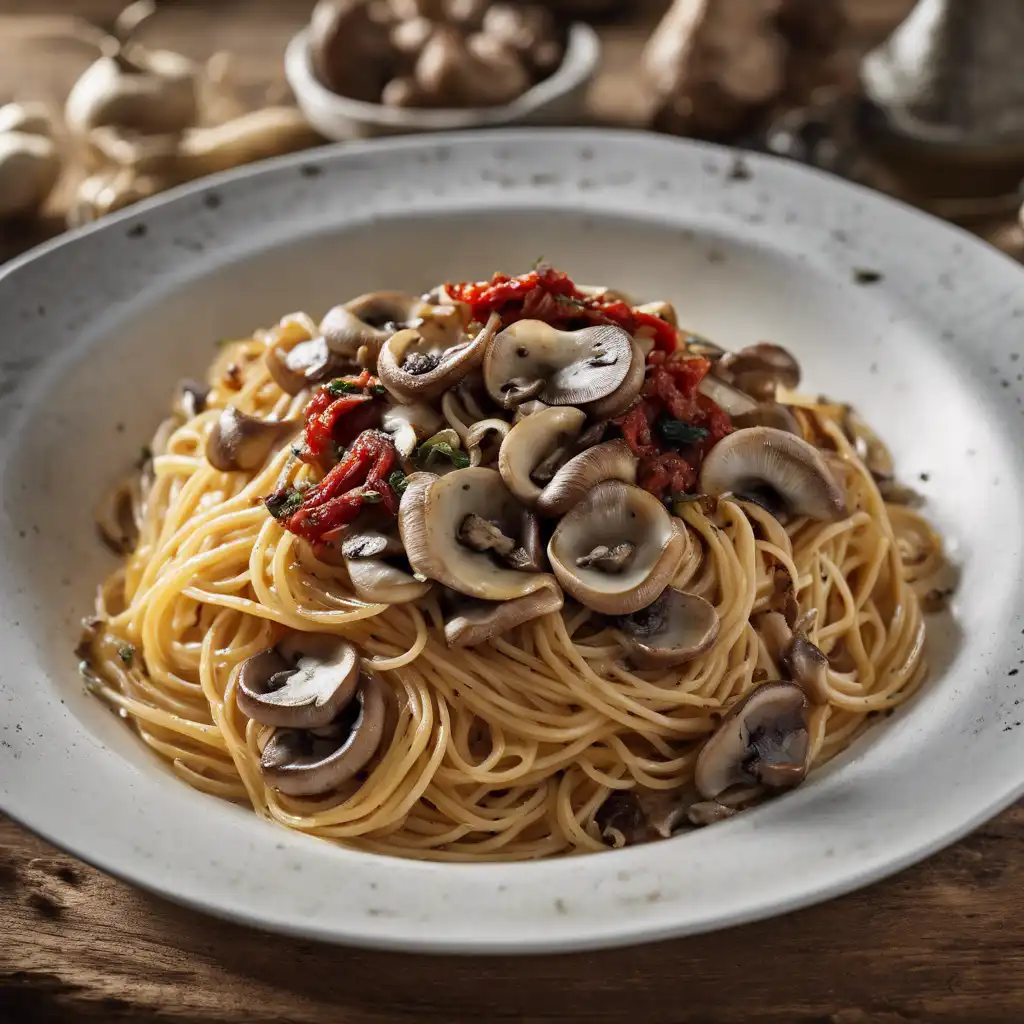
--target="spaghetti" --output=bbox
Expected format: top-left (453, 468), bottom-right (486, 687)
top-left (79, 268), bottom-right (949, 861)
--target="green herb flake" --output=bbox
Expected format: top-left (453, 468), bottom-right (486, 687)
top-left (371, 384), bottom-right (388, 396)
top-left (656, 415), bottom-right (710, 448)
top-left (117, 642), bottom-right (136, 667)
top-left (417, 441), bottom-right (470, 470)
top-left (326, 379), bottom-right (362, 396)
top-left (265, 488), bottom-right (305, 520)
top-left (531, 255), bottom-right (546, 270)
top-left (389, 469), bottom-right (409, 496)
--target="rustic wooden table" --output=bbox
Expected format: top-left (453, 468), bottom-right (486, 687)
top-left (3, 2), bottom-right (1024, 1022)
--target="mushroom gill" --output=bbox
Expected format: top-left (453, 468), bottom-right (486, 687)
top-left (694, 681), bottom-right (811, 801)
top-left (698, 426), bottom-right (848, 521)
top-left (612, 588), bottom-right (720, 668)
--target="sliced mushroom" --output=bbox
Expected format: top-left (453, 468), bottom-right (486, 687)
top-left (484, 320), bottom-right (634, 412)
top-left (718, 343), bottom-right (801, 401)
top-left (613, 589), bottom-right (720, 668)
top-left (547, 481), bottom-right (687, 615)
top-left (398, 468), bottom-right (560, 601)
top-left (378, 313), bottom-right (498, 403)
top-left (464, 418), bottom-right (510, 467)
top-left (445, 585), bottom-right (564, 647)
top-left (339, 525), bottom-right (431, 605)
top-left (237, 633), bottom-right (360, 729)
top-left (782, 636), bottom-right (830, 706)
top-left (694, 681), bottom-right (810, 800)
top-left (698, 427), bottom-right (848, 521)
top-left (346, 291), bottom-right (467, 350)
top-left (595, 787), bottom-right (690, 846)
top-left (514, 399), bottom-right (549, 422)
top-left (174, 379), bottom-right (210, 419)
top-left (260, 673), bottom-right (387, 797)
top-left (382, 401), bottom-right (444, 458)
top-left (732, 402), bottom-right (801, 435)
top-left (585, 338), bottom-right (646, 421)
top-left (687, 801), bottom-right (736, 826)
top-left (205, 407), bottom-right (297, 472)
top-left (499, 406), bottom-right (636, 516)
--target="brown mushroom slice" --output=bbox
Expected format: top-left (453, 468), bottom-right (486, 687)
top-left (464, 418), bottom-right (510, 468)
top-left (205, 407), bottom-right (298, 472)
top-left (445, 585), bottom-right (564, 647)
top-left (339, 526), bottom-right (431, 605)
top-left (399, 468), bottom-right (560, 601)
top-left (548, 481), bottom-right (687, 615)
top-left (718, 343), bottom-right (801, 401)
top-left (732, 401), bottom-right (802, 436)
top-left (613, 589), bottom-right (720, 668)
top-left (687, 801), bottom-right (737, 826)
top-left (782, 636), bottom-right (831, 705)
top-left (378, 313), bottom-right (499, 403)
top-left (694, 682), bottom-right (811, 801)
top-left (484, 320), bottom-right (634, 412)
top-left (261, 673), bottom-right (387, 797)
top-left (347, 291), bottom-right (467, 349)
top-left (536, 440), bottom-right (638, 518)
top-left (699, 427), bottom-right (848, 521)
top-left (499, 405), bottom-right (586, 506)
top-left (237, 633), bottom-right (360, 729)
top-left (595, 787), bottom-right (690, 846)
top-left (382, 402), bottom-right (444, 459)
top-left (585, 338), bottom-right (646, 422)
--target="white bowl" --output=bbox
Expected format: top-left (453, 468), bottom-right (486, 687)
top-left (2, 130), bottom-right (1024, 953)
top-left (285, 23), bottom-right (600, 138)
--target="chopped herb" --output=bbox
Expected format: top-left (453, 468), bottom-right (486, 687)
top-left (656, 415), bottom-right (710, 448)
top-left (362, 490), bottom-right (383, 504)
top-left (215, 337), bottom-right (237, 348)
top-left (326, 379), bottom-right (362, 396)
top-left (265, 488), bottom-right (305, 520)
top-left (290, 444), bottom-right (305, 459)
top-left (553, 293), bottom-right (585, 309)
top-left (371, 384), bottom-right (388, 396)
top-left (117, 642), bottom-right (136, 667)
top-left (416, 441), bottom-right (470, 470)
top-left (389, 469), bottom-right (409, 496)
top-left (531, 255), bottom-right (546, 269)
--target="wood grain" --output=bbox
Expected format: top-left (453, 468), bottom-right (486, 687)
top-left (3, 1), bottom-right (1024, 1021)
top-left (4, 808), bottom-right (1024, 1023)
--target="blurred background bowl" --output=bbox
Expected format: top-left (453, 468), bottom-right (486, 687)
top-left (285, 21), bottom-right (600, 139)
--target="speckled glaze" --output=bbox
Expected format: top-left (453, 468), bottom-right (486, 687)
top-left (1, 131), bottom-right (1023, 954)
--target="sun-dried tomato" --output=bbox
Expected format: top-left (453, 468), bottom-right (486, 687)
top-left (267, 430), bottom-right (399, 543)
top-left (446, 267), bottom-right (678, 352)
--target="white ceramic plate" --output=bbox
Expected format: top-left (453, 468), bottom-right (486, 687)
top-left (2, 130), bottom-right (1023, 954)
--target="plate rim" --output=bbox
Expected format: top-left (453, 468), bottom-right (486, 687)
top-left (2, 127), bottom-right (1024, 954)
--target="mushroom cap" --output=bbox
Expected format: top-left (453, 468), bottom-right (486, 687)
top-left (398, 467), bottom-right (560, 601)
top-left (782, 636), bottom-right (831, 705)
top-left (445, 586), bottom-right (564, 647)
top-left (694, 681), bottom-right (810, 800)
top-left (499, 405), bottom-right (586, 506)
top-left (236, 633), bottom-right (360, 729)
top-left (585, 338), bottom-right (646, 421)
top-left (483, 320), bottom-right (634, 410)
top-left (535, 440), bottom-right (638, 518)
top-left (732, 401), bottom-right (802, 436)
top-left (547, 481), bottom-right (687, 615)
top-left (698, 426), bottom-right (848, 521)
top-left (382, 401), bottom-right (444, 458)
top-left (697, 372), bottom-right (759, 417)
top-left (378, 312), bottom-right (497, 403)
top-left (615, 589), bottom-right (720, 668)
top-left (205, 407), bottom-right (296, 472)
top-left (260, 672), bottom-right (388, 797)
top-left (346, 291), bottom-right (467, 349)
top-left (719, 342), bottom-right (801, 400)
top-left (339, 525), bottom-right (431, 605)
top-left (464, 418), bottom-right (510, 467)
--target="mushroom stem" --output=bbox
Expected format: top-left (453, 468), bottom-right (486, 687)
top-left (576, 542), bottom-right (636, 573)
top-left (458, 513), bottom-right (516, 558)
top-left (500, 377), bottom-right (546, 410)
